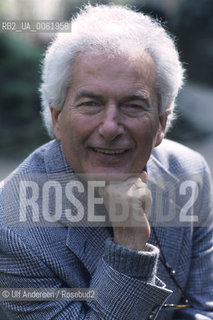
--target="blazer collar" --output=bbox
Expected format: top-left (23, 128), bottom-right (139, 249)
top-left (44, 139), bottom-right (73, 175)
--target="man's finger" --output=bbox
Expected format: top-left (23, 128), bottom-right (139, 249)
top-left (139, 170), bottom-right (147, 183)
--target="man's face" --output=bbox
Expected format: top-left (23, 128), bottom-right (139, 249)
top-left (51, 52), bottom-right (167, 178)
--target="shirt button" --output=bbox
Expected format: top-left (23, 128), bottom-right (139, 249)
top-left (148, 306), bottom-right (159, 319)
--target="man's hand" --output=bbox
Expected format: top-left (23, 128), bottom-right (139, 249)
top-left (99, 172), bottom-right (152, 251)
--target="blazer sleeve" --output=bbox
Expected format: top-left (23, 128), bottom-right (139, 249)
top-left (0, 220), bottom-right (171, 320)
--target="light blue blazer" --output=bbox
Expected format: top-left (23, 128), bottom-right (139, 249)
top-left (0, 139), bottom-right (212, 319)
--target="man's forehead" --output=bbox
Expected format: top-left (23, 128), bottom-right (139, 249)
top-left (71, 51), bottom-right (157, 89)
top-left (74, 89), bottom-right (150, 101)
top-left (74, 50), bottom-right (156, 73)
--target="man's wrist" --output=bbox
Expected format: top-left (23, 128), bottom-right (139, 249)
top-left (113, 226), bottom-right (150, 251)
top-left (103, 237), bottom-right (160, 281)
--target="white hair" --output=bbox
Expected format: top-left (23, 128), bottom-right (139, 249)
top-left (40, 4), bottom-right (184, 137)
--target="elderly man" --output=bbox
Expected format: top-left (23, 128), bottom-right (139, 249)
top-left (0, 5), bottom-right (213, 320)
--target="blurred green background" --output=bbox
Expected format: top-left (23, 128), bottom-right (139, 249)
top-left (0, 0), bottom-right (213, 180)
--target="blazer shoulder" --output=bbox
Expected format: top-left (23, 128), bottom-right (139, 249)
top-left (151, 139), bottom-right (209, 175)
top-left (0, 140), bottom-right (57, 199)
top-left (4, 141), bottom-right (57, 181)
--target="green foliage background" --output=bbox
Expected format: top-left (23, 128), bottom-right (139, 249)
top-left (0, 34), bottom-right (49, 157)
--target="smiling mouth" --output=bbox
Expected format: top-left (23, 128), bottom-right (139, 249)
top-left (92, 148), bottom-right (128, 155)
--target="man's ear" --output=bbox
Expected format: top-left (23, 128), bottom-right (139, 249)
top-left (154, 109), bottom-right (169, 148)
top-left (50, 106), bottom-right (62, 140)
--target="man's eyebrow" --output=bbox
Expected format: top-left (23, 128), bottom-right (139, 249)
top-left (122, 94), bottom-right (149, 101)
top-left (74, 90), bottom-right (103, 102)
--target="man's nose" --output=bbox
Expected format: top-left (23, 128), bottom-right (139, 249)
top-left (98, 105), bottom-right (124, 141)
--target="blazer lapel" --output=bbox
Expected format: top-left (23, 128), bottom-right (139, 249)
top-left (147, 151), bottom-right (187, 290)
top-left (66, 226), bottom-right (112, 275)
top-left (42, 140), bottom-right (112, 275)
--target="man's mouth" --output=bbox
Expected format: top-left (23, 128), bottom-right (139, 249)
top-left (92, 148), bottom-right (128, 155)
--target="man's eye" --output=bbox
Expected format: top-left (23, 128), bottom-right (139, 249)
top-left (123, 104), bottom-right (144, 111)
top-left (125, 104), bottom-right (141, 109)
top-left (121, 103), bottom-right (148, 117)
top-left (80, 101), bottom-right (100, 107)
top-left (78, 101), bottom-right (103, 114)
